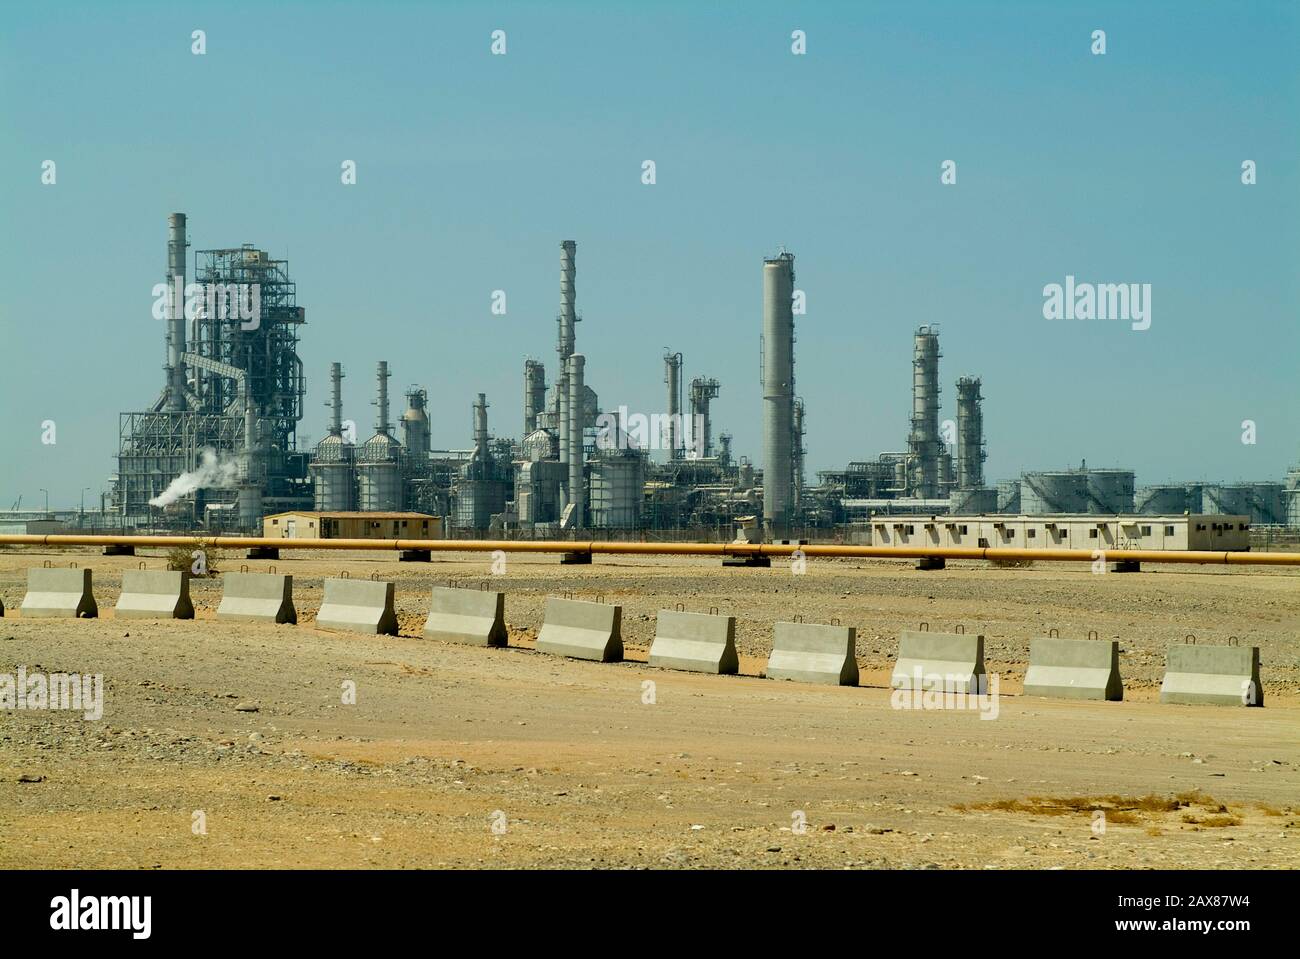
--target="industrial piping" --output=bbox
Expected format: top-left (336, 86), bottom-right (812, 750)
top-left (3, 535), bottom-right (1299, 567)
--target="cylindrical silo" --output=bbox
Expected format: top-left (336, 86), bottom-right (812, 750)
top-left (762, 251), bottom-right (795, 538)
top-left (356, 362), bottom-right (403, 511)
top-left (310, 362), bottom-right (356, 510)
top-left (589, 454), bottom-right (643, 529)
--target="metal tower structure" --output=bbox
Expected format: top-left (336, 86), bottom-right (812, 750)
top-left (114, 213), bottom-right (308, 530)
top-left (761, 251), bottom-right (796, 538)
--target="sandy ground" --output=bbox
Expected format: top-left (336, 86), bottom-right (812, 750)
top-left (1, 546), bottom-right (1297, 869)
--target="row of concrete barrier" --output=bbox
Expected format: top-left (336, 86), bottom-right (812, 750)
top-left (8, 569), bottom-right (1266, 706)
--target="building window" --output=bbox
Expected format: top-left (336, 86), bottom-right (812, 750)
top-left (905, 525), bottom-right (915, 535)
top-left (1164, 525), bottom-right (1174, 535)
top-left (1089, 529), bottom-right (1098, 539)
top-left (1141, 525), bottom-right (1151, 536)
top-left (1027, 529), bottom-right (1036, 538)
top-left (422, 521), bottom-right (429, 529)
top-left (959, 525), bottom-right (968, 534)
top-left (272, 519), bottom-right (279, 525)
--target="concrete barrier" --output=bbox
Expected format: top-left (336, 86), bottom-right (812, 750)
top-left (423, 586), bottom-right (507, 647)
top-left (767, 622), bottom-right (859, 686)
top-left (115, 570), bottom-right (195, 620)
top-left (315, 578), bottom-right (398, 635)
top-left (1160, 644), bottom-right (1263, 707)
top-left (215, 572), bottom-right (296, 625)
top-left (648, 610), bottom-right (738, 674)
top-left (1023, 637), bottom-right (1122, 701)
top-left (536, 597), bottom-right (622, 662)
top-left (21, 568), bottom-right (98, 619)
top-left (890, 629), bottom-right (985, 693)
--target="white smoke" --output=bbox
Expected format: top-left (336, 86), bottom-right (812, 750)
top-left (150, 448), bottom-right (241, 507)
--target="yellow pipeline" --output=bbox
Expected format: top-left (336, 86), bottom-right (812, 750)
top-left (0, 534), bottom-right (1298, 567)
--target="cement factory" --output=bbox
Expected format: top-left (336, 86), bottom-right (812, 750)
top-left (89, 213), bottom-right (1300, 544)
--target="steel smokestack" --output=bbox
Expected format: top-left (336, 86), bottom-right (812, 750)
top-left (761, 251), bottom-right (795, 538)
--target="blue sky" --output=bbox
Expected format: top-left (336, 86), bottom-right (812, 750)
top-left (2, 0), bottom-right (1297, 508)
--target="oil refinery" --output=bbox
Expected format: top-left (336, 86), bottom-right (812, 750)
top-left (73, 213), bottom-right (1297, 542)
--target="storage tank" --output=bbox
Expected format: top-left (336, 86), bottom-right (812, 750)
top-left (356, 362), bottom-right (403, 511)
top-left (1020, 471), bottom-right (1087, 514)
top-left (1135, 485), bottom-right (1187, 515)
top-left (309, 361), bottom-right (355, 511)
top-left (1287, 488), bottom-right (1300, 528)
top-left (453, 479), bottom-right (507, 529)
top-left (1084, 469), bottom-right (1135, 514)
top-left (1201, 484), bottom-right (1254, 518)
top-left (1251, 482), bottom-right (1285, 525)
top-left (949, 487), bottom-right (997, 514)
top-left (996, 480), bottom-right (1021, 513)
top-left (588, 454), bottom-right (644, 528)
top-left (311, 436), bottom-right (355, 511)
top-left (356, 436), bottom-right (403, 511)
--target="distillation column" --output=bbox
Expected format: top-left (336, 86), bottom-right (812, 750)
top-left (568, 354), bottom-right (585, 529)
top-left (664, 351), bottom-right (683, 459)
top-left (688, 376), bottom-right (720, 459)
top-left (557, 241), bottom-right (578, 505)
top-left (908, 326), bottom-right (941, 498)
top-left (524, 359), bottom-right (546, 436)
top-left (165, 212), bottom-right (188, 410)
top-left (955, 375), bottom-right (986, 489)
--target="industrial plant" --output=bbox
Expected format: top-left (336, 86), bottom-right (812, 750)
top-left (99, 213), bottom-right (1299, 542)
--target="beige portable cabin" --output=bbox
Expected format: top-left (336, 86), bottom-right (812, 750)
top-left (262, 511), bottom-right (442, 541)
